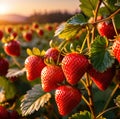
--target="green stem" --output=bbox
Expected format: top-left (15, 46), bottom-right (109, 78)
top-left (103, 84), bottom-right (119, 111)
top-left (85, 73), bottom-right (96, 118)
top-left (92, 0), bottom-right (102, 41)
top-left (96, 106), bottom-right (118, 119)
top-left (112, 17), bottom-right (119, 36)
top-left (93, 8), bottom-right (120, 25)
top-left (12, 56), bottom-right (22, 68)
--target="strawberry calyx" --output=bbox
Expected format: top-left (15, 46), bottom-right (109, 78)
top-left (26, 47), bottom-right (45, 57)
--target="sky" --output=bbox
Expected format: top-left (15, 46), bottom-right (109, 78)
top-left (0, 0), bottom-right (80, 16)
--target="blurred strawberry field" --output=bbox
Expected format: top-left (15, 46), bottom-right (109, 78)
top-left (0, 0), bottom-right (120, 119)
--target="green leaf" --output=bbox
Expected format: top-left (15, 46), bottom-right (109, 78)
top-left (80, 0), bottom-right (98, 17)
top-left (99, 7), bottom-right (110, 16)
top-left (0, 76), bottom-right (16, 99)
top-left (90, 36), bottom-right (115, 72)
top-left (114, 14), bottom-right (120, 29)
top-left (104, 0), bottom-right (118, 11)
top-left (67, 14), bottom-right (87, 25)
top-left (55, 23), bottom-right (81, 40)
top-left (69, 110), bottom-right (93, 119)
top-left (114, 95), bottom-right (120, 108)
top-left (6, 68), bottom-right (26, 78)
top-left (21, 84), bottom-right (51, 116)
top-left (32, 47), bottom-right (41, 56)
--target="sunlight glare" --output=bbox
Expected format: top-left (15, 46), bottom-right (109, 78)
top-left (0, 3), bottom-right (9, 15)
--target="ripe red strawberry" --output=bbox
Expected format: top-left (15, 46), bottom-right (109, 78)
top-left (32, 22), bottom-right (39, 29)
top-left (9, 110), bottom-right (19, 119)
top-left (4, 40), bottom-right (21, 57)
top-left (112, 38), bottom-right (120, 62)
top-left (6, 26), bottom-right (13, 34)
top-left (44, 48), bottom-right (63, 63)
top-left (0, 30), bottom-right (4, 40)
top-left (0, 57), bottom-right (9, 76)
top-left (41, 65), bottom-right (65, 92)
top-left (55, 85), bottom-right (82, 116)
top-left (23, 31), bottom-right (32, 42)
top-left (61, 53), bottom-right (89, 85)
top-left (37, 28), bottom-right (44, 36)
top-left (11, 31), bottom-right (18, 38)
top-left (0, 106), bottom-right (10, 119)
top-left (25, 55), bottom-right (46, 81)
top-left (97, 21), bottom-right (117, 39)
top-left (87, 65), bottom-right (115, 91)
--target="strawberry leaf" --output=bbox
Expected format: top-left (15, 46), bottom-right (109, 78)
top-left (114, 14), bottom-right (120, 29)
top-left (67, 14), bottom-right (87, 25)
top-left (70, 110), bottom-right (93, 119)
top-left (55, 23), bottom-right (81, 40)
top-left (90, 36), bottom-right (115, 72)
top-left (6, 68), bottom-right (26, 78)
top-left (0, 76), bottom-right (16, 100)
top-left (80, 0), bottom-right (98, 17)
top-left (54, 14), bottom-right (87, 40)
top-left (104, 0), bottom-right (118, 11)
top-left (21, 84), bottom-right (51, 116)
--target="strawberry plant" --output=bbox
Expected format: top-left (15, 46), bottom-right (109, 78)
top-left (19, 0), bottom-right (120, 119)
top-left (0, 0), bottom-right (120, 119)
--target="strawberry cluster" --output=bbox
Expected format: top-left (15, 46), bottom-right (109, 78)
top-left (24, 46), bottom-right (117, 116)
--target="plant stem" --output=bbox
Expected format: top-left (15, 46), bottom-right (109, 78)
top-left (96, 106), bottom-right (118, 119)
top-left (103, 84), bottom-right (119, 111)
top-left (12, 56), bottom-right (22, 68)
top-left (92, 0), bottom-right (102, 41)
top-left (85, 73), bottom-right (96, 118)
top-left (112, 17), bottom-right (119, 36)
top-left (93, 8), bottom-right (120, 25)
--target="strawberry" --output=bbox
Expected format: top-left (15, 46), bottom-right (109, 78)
top-left (41, 65), bottom-right (65, 92)
top-left (9, 110), bottom-right (19, 119)
top-left (25, 55), bottom-right (46, 81)
top-left (55, 85), bottom-right (82, 116)
top-left (5, 26), bottom-right (13, 34)
top-left (0, 106), bottom-right (10, 119)
top-left (0, 57), bottom-right (9, 76)
top-left (37, 28), bottom-right (44, 36)
top-left (23, 31), bottom-right (32, 42)
top-left (44, 48), bottom-right (63, 63)
top-left (11, 31), bottom-right (18, 38)
top-left (61, 52), bottom-right (89, 85)
top-left (0, 30), bottom-right (4, 40)
top-left (4, 40), bottom-right (21, 57)
top-left (32, 22), bottom-right (39, 29)
top-left (97, 21), bottom-right (117, 39)
top-left (87, 65), bottom-right (115, 91)
top-left (112, 38), bottom-right (120, 62)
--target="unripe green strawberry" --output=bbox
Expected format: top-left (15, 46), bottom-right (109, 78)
top-left (4, 40), bottom-right (21, 57)
top-left (55, 85), bottom-right (82, 116)
top-left (25, 55), bottom-right (46, 81)
top-left (41, 65), bottom-right (65, 92)
top-left (0, 57), bottom-right (9, 76)
top-left (112, 38), bottom-right (120, 62)
top-left (87, 65), bottom-right (115, 91)
top-left (0, 106), bottom-right (10, 119)
top-left (62, 52), bottom-right (89, 85)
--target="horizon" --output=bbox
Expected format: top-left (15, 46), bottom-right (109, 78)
top-left (0, 0), bottom-right (80, 16)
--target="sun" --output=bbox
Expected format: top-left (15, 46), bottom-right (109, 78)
top-left (0, 3), bottom-right (9, 15)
